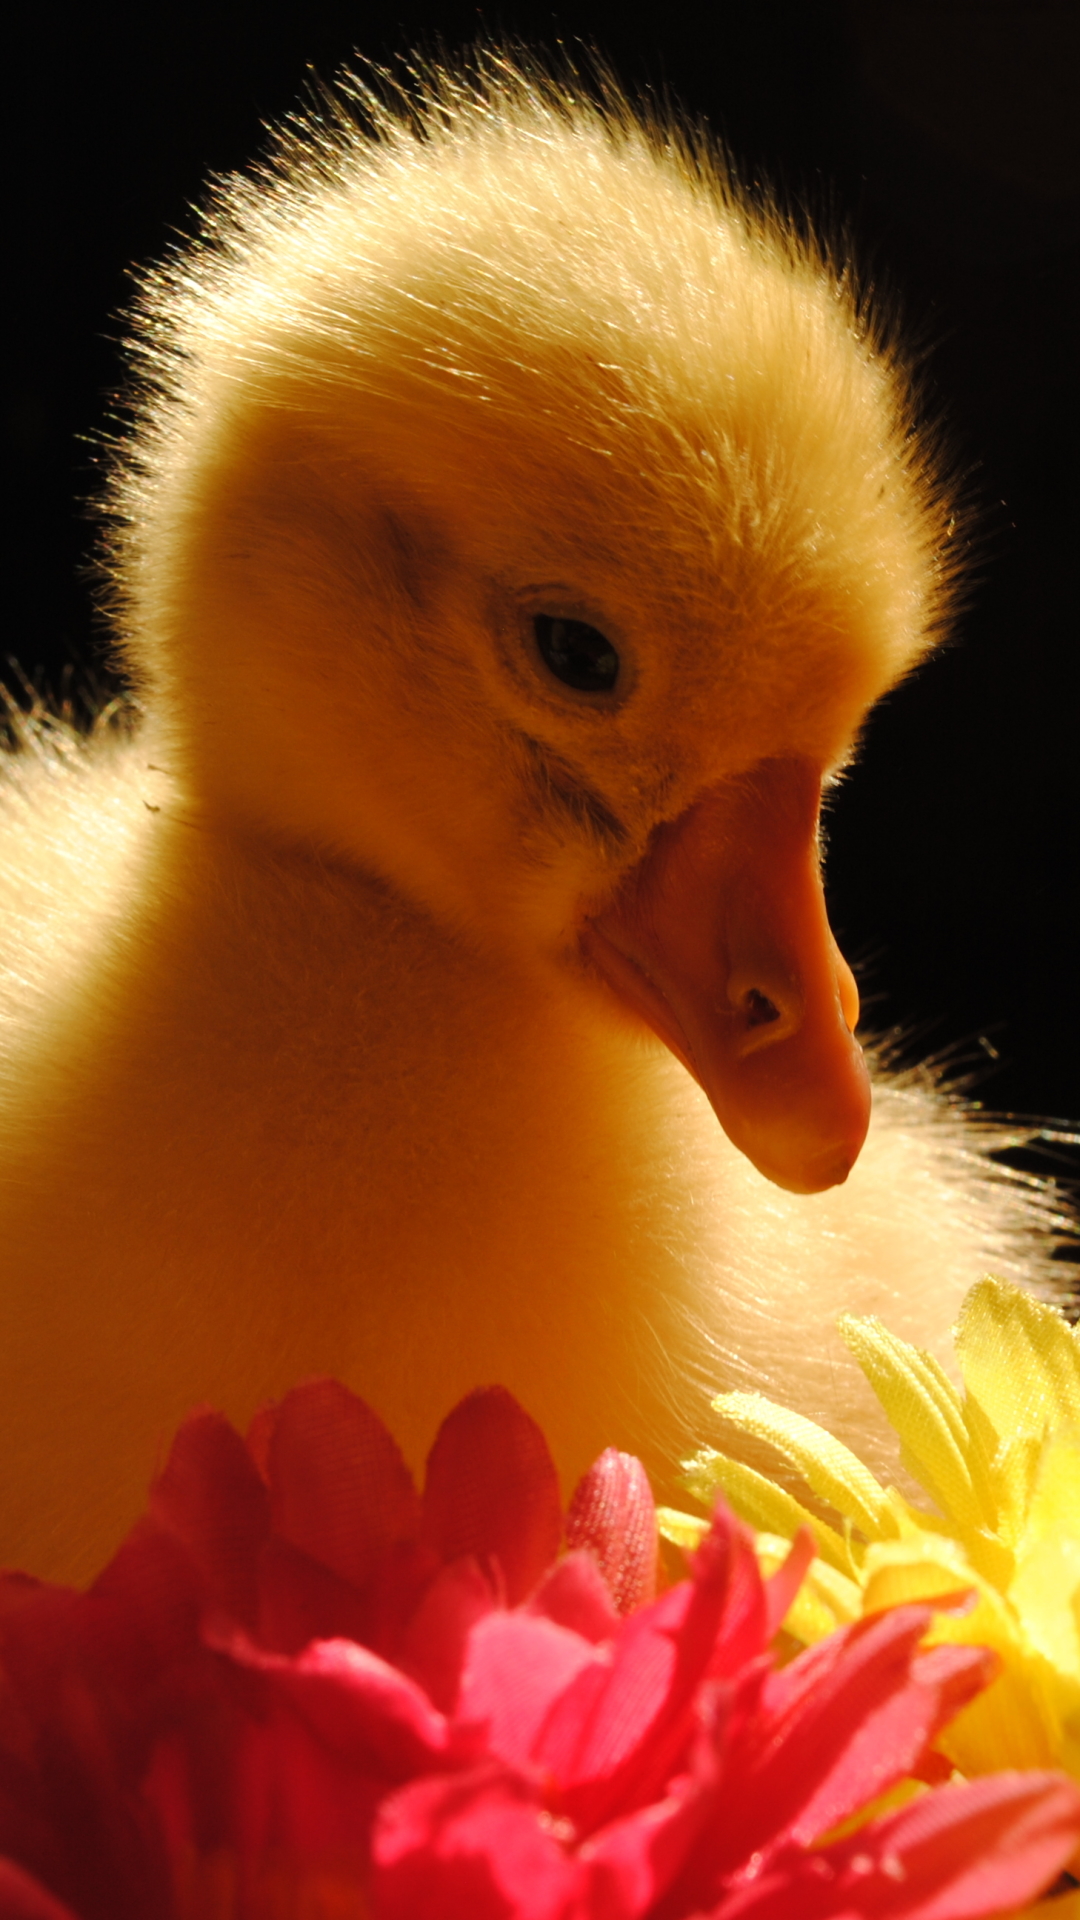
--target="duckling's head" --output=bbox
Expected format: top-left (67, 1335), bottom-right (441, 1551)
top-left (109, 57), bottom-right (955, 1195)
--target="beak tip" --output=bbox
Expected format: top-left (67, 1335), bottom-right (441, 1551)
top-left (805, 1142), bottom-right (861, 1192)
top-left (760, 1144), bottom-right (861, 1196)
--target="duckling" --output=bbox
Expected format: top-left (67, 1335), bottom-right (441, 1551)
top-left (0, 58), bottom-right (1067, 1583)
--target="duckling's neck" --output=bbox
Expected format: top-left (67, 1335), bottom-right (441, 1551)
top-left (4, 797), bottom-right (724, 1550)
top-left (4, 764), bottom-right (1009, 1589)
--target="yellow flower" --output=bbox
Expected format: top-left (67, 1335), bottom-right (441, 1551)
top-left (662, 1276), bottom-right (1080, 1792)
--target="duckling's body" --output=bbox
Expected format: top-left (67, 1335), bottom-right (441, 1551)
top-left (0, 62), bottom-right (1064, 1581)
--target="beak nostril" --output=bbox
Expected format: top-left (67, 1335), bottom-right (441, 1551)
top-left (743, 989), bottom-right (781, 1028)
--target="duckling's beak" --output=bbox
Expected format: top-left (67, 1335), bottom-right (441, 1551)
top-left (581, 758), bottom-right (870, 1193)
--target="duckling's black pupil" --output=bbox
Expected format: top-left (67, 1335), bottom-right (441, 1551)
top-left (534, 615), bottom-right (619, 693)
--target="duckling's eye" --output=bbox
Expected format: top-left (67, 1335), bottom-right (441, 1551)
top-left (533, 615), bottom-right (619, 693)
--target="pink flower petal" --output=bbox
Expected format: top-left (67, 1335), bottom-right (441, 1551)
top-left (214, 1633), bottom-right (453, 1776)
top-left (144, 1680), bottom-right (383, 1873)
top-left (728, 1608), bottom-right (995, 1852)
top-left (422, 1389), bottom-right (562, 1606)
top-left (762, 1527), bottom-right (815, 1639)
top-left (148, 1409), bottom-right (270, 1631)
top-left (531, 1583), bottom-right (693, 1814)
top-left (694, 1507), bottom-right (771, 1681)
top-left (711, 1772), bottom-right (1080, 1919)
top-left (565, 1451), bottom-right (657, 1616)
top-left (261, 1380), bottom-right (422, 1592)
top-left (534, 1505), bottom-right (768, 1834)
top-left (0, 1551), bottom-right (198, 1920)
top-left (397, 1558), bottom-right (496, 1714)
top-left (528, 1553), bottom-right (622, 1645)
top-left (142, 1625), bottom-right (473, 1881)
top-left (0, 1388), bottom-right (1035, 1920)
top-left (459, 1612), bottom-right (599, 1767)
top-left (908, 1642), bottom-right (1001, 1733)
top-left (579, 1727), bottom-right (729, 1914)
top-left (254, 1533), bottom-right (385, 1655)
top-left (673, 1614), bottom-right (977, 1893)
top-left (81, 1519), bottom-right (202, 1684)
top-left (850, 1771), bottom-right (1080, 1919)
top-left (255, 1529), bottom-right (440, 1662)
top-left (0, 1860), bottom-right (80, 1920)
top-left (372, 1764), bottom-right (586, 1919)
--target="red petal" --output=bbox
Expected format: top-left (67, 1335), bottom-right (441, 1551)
top-left (714, 1773), bottom-right (1080, 1920)
top-left (245, 1399), bottom-right (276, 1480)
top-left (763, 1528), bottom-right (815, 1639)
top-left (849, 1772), bottom-right (1080, 1919)
top-left (908, 1642), bottom-right (1000, 1730)
top-left (0, 1861), bottom-right (80, 1920)
top-left (0, 1561), bottom-right (184, 1920)
top-left (458, 1612), bottom-right (598, 1767)
top-left (149, 1628), bottom-right (465, 1865)
top-left (81, 1518), bottom-right (202, 1683)
top-left (579, 1736), bottom-right (728, 1914)
top-left (211, 1632), bottom-right (452, 1778)
top-left (565, 1451), bottom-right (657, 1616)
top-left (764, 1620), bottom-right (991, 1843)
top-left (422, 1390), bottom-right (562, 1606)
top-left (372, 1765), bottom-right (585, 1919)
top-left (528, 1554), bottom-right (621, 1645)
top-left (147, 1410), bottom-right (270, 1630)
top-left (256, 1531), bottom-right (440, 1662)
top-left (531, 1583), bottom-right (693, 1807)
top-left (694, 1505), bottom-right (770, 1680)
top-left (254, 1534), bottom-right (386, 1654)
top-left (264, 1380), bottom-right (422, 1592)
top-left (397, 1559), bottom-right (496, 1715)
top-left (535, 1505), bottom-right (768, 1835)
top-left (144, 1679), bottom-right (383, 1874)
top-left (746, 1608), bottom-right (994, 1850)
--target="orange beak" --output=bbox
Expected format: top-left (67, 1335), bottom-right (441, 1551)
top-left (580, 758), bottom-right (870, 1193)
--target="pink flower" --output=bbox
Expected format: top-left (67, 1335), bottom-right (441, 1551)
top-left (1, 1382), bottom-right (1077, 1920)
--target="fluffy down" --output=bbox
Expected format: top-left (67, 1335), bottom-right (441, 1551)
top-left (0, 58), bottom-right (1067, 1582)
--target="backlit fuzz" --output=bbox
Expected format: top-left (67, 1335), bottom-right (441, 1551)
top-left (673, 1276), bottom-right (1080, 1816)
top-left (1, 1381), bottom-right (1078, 1918)
top-left (0, 47), bottom-right (1068, 1596)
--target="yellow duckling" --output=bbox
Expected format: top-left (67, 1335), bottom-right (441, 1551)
top-left (0, 58), bottom-right (1065, 1582)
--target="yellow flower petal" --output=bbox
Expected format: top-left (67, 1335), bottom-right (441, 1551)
top-left (991, 1432), bottom-right (1046, 1556)
top-left (710, 1389), bottom-right (896, 1541)
top-left (681, 1446), bottom-right (851, 1573)
top-left (753, 1531), bottom-right (862, 1640)
top-left (859, 1532), bottom-right (976, 1612)
top-left (838, 1313), bottom-right (990, 1532)
top-left (956, 1276), bottom-right (1080, 1442)
top-left (1010, 1537), bottom-right (1080, 1776)
top-left (860, 1538), bottom-right (1060, 1776)
top-left (687, 1279), bottom-right (1080, 1794)
top-left (655, 1506), bottom-right (709, 1553)
top-left (1023, 1428), bottom-right (1080, 1552)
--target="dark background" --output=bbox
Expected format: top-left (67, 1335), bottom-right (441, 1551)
top-left (10, 5), bottom-right (1078, 1200)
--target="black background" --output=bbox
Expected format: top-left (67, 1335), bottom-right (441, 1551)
top-left (10, 5), bottom-right (1079, 1181)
